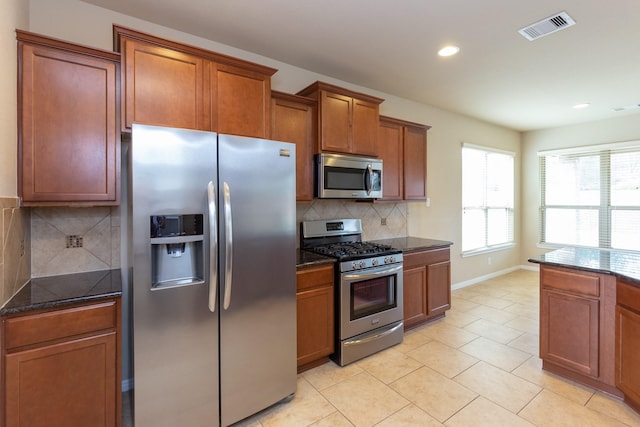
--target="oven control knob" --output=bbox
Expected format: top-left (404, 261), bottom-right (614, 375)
top-left (371, 258), bottom-right (378, 266)
top-left (385, 256), bottom-right (395, 264)
top-left (352, 260), bottom-right (365, 269)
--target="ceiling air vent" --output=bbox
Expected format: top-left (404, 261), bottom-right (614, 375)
top-left (518, 11), bottom-right (576, 41)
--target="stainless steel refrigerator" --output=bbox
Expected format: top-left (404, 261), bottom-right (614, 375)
top-left (129, 124), bottom-right (297, 427)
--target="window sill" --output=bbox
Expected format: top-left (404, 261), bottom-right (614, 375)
top-left (461, 243), bottom-right (516, 258)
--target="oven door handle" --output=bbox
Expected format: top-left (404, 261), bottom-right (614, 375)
top-left (342, 264), bottom-right (403, 282)
top-left (344, 322), bottom-right (403, 347)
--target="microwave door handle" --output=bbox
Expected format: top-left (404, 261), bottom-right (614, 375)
top-left (207, 181), bottom-right (217, 313)
top-left (365, 164), bottom-right (373, 195)
top-left (222, 182), bottom-right (233, 310)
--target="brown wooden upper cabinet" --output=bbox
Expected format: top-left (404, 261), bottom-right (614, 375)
top-left (17, 30), bottom-right (120, 207)
top-left (297, 81), bottom-right (383, 157)
top-left (270, 91), bottom-right (317, 202)
top-left (378, 116), bottom-right (430, 201)
top-left (113, 26), bottom-right (276, 138)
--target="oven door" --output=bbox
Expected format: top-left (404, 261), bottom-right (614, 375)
top-left (339, 263), bottom-right (404, 340)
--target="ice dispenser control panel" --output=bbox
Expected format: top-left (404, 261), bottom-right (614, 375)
top-left (150, 214), bottom-right (205, 290)
top-left (150, 214), bottom-right (203, 238)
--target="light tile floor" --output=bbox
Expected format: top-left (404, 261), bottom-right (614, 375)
top-left (230, 269), bottom-right (640, 427)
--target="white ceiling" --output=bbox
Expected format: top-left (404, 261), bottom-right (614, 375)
top-left (81, 0), bottom-right (640, 131)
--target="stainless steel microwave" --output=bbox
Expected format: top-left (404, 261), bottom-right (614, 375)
top-left (316, 153), bottom-right (382, 199)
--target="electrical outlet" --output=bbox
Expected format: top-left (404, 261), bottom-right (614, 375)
top-left (381, 218), bottom-right (387, 226)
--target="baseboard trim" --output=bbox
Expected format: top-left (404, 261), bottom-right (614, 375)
top-left (452, 265), bottom-right (537, 290)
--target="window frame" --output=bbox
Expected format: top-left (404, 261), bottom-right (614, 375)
top-left (461, 143), bottom-right (516, 257)
top-left (538, 140), bottom-right (640, 252)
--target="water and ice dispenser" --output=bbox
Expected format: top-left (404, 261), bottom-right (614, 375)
top-left (150, 214), bottom-right (205, 290)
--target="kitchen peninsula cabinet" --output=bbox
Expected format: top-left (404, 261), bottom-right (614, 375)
top-left (297, 81), bottom-right (383, 157)
top-left (616, 279), bottom-right (640, 411)
top-left (2, 298), bottom-right (122, 427)
top-left (539, 265), bottom-right (619, 395)
top-left (271, 91), bottom-right (316, 201)
top-left (114, 26), bottom-right (276, 138)
top-left (296, 263), bottom-right (334, 372)
top-left (403, 247), bottom-right (451, 329)
top-left (17, 30), bottom-right (120, 206)
top-left (378, 116), bottom-right (430, 201)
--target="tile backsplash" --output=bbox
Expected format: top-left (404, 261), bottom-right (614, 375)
top-left (23, 200), bottom-right (403, 279)
top-left (31, 206), bottom-right (121, 277)
top-left (296, 199), bottom-right (408, 243)
top-left (0, 197), bottom-right (30, 307)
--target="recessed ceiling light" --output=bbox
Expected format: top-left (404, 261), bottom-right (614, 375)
top-left (438, 46), bottom-right (460, 57)
top-left (572, 103), bottom-right (591, 109)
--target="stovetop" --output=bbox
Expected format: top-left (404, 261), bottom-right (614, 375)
top-left (309, 241), bottom-right (401, 261)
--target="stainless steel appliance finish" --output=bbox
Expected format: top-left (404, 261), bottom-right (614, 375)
top-left (316, 153), bottom-right (382, 199)
top-left (131, 124), bottom-right (297, 427)
top-left (301, 219), bottom-right (403, 366)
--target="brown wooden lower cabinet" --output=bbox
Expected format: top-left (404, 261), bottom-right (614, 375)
top-left (616, 279), bottom-right (640, 412)
top-left (403, 247), bottom-right (451, 330)
top-left (296, 264), bottom-right (334, 372)
top-left (2, 298), bottom-right (121, 427)
top-left (539, 265), bottom-right (618, 396)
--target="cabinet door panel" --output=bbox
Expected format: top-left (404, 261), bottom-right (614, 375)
top-left (20, 44), bottom-right (118, 204)
top-left (403, 125), bottom-right (427, 200)
top-left (123, 40), bottom-right (207, 130)
top-left (5, 333), bottom-right (117, 427)
top-left (403, 266), bottom-right (428, 329)
top-left (616, 305), bottom-right (640, 405)
top-left (296, 286), bottom-right (334, 368)
top-left (215, 64), bottom-right (270, 138)
top-left (427, 261), bottom-right (451, 315)
top-left (320, 92), bottom-right (352, 153)
top-left (541, 289), bottom-right (599, 377)
top-left (352, 99), bottom-right (379, 156)
top-left (271, 96), bottom-right (315, 201)
top-left (378, 120), bottom-right (403, 200)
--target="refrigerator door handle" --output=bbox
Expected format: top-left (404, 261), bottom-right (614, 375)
top-left (223, 181), bottom-right (233, 310)
top-left (207, 181), bottom-right (218, 313)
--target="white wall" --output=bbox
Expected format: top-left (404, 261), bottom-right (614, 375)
top-left (521, 114), bottom-right (640, 264)
top-left (1, 0), bottom-right (28, 197)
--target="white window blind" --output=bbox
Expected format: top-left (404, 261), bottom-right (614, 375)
top-left (539, 141), bottom-right (640, 251)
top-left (462, 144), bottom-right (515, 255)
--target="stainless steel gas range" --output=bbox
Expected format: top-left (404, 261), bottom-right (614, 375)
top-left (301, 219), bottom-right (404, 366)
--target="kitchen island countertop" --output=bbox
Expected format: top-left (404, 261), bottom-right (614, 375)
top-left (0, 269), bottom-right (122, 315)
top-left (528, 247), bottom-right (640, 286)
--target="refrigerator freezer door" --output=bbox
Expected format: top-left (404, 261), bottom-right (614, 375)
top-left (132, 124), bottom-right (219, 427)
top-left (218, 135), bottom-right (297, 426)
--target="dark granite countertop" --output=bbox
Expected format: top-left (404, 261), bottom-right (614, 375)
top-left (1, 269), bottom-right (123, 315)
top-left (529, 247), bottom-right (640, 286)
top-left (296, 249), bottom-right (335, 269)
top-left (371, 236), bottom-right (453, 253)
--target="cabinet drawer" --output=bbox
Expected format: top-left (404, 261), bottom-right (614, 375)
top-left (4, 300), bottom-right (117, 350)
top-left (617, 279), bottom-right (640, 312)
top-left (296, 265), bottom-right (334, 292)
top-left (403, 248), bottom-right (450, 269)
top-left (541, 266), bottom-right (600, 298)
